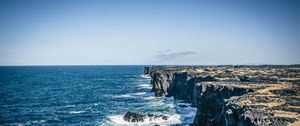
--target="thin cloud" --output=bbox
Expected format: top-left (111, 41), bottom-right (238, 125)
top-left (156, 51), bottom-right (197, 62)
top-left (157, 49), bottom-right (171, 54)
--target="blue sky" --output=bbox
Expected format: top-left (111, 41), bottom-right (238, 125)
top-left (0, 0), bottom-right (299, 65)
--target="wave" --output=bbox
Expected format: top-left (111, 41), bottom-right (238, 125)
top-left (113, 94), bottom-right (135, 98)
top-left (159, 97), bottom-right (197, 124)
top-left (132, 92), bottom-right (146, 95)
top-left (101, 94), bottom-right (196, 125)
top-left (69, 111), bottom-right (85, 114)
top-left (104, 114), bottom-right (181, 126)
top-left (100, 73), bottom-right (196, 125)
top-left (138, 83), bottom-right (152, 89)
top-left (31, 120), bottom-right (46, 124)
top-left (142, 96), bottom-right (155, 100)
top-left (140, 75), bottom-right (151, 79)
top-left (113, 92), bottom-right (148, 98)
top-left (17, 120), bottom-right (47, 125)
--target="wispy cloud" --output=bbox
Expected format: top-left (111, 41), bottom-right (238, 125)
top-left (156, 50), bottom-right (197, 62)
top-left (157, 49), bottom-right (171, 54)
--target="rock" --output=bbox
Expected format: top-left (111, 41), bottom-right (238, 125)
top-left (144, 67), bottom-right (150, 74)
top-left (123, 111), bottom-right (146, 122)
top-left (162, 116), bottom-right (168, 120)
top-left (149, 69), bottom-right (174, 97)
top-left (123, 111), bottom-right (169, 122)
top-left (167, 72), bottom-right (199, 101)
top-left (239, 75), bottom-right (251, 82)
top-left (191, 82), bottom-right (252, 125)
top-left (203, 75), bottom-right (218, 81)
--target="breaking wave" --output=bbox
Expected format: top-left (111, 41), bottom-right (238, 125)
top-left (101, 114), bottom-right (181, 126)
top-left (140, 74), bottom-right (151, 79)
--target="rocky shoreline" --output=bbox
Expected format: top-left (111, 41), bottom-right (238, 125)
top-left (144, 65), bottom-right (300, 126)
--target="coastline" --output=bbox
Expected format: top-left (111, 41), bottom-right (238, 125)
top-left (144, 65), bottom-right (300, 126)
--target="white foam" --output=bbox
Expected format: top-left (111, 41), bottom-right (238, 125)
top-left (101, 95), bottom-right (197, 125)
top-left (138, 83), bottom-right (152, 89)
top-left (65, 105), bottom-right (75, 107)
top-left (15, 123), bottom-right (23, 126)
top-left (132, 92), bottom-right (146, 95)
top-left (70, 111), bottom-right (85, 114)
top-left (158, 96), bottom-right (197, 124)
top-left (141, 92), bottom-right (156, 100)
top-left (113, 94), bottom-right (135, 98)
top-left (107, 114), bottom-right (181, 126)
top-left (23, 120), bottom-right (46, 125)
top-left (177, 102), bottom-right (190, 106)
top-left (166, 103), bottom-right (175, 108)
top-left (174, 102), bottom-right (197, 124)
top-left (146, 100), bottom-right (166, 108)
top-left (143, 96), bottom-right (155, 100)
top-left (140, 75), bottom-right (151, 79)
top-left (113, 92), bottom-right (145, 98)
top-left (31, 120), bottom-right (46, 124)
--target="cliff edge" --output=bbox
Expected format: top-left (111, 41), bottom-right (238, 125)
top-left (145, 65), bottom-right (300, 126)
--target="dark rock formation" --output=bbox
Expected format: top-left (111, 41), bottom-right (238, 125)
top-left (144, 65), bottom-right (300, 126)
top-left (144, 67), bottom-right (150, 74)
top-left (123, 111), bottom-right (168, 122)
top-left (167, 72), bottom-right (201, 102)
top-left (149, 68), bottom-right (175, 96)
top-left (191, 82), bottom-right (255, 125)
top-left (123, 111), bottom-right (146, 122)
top-left (221, 95), bottom-right (298, 126)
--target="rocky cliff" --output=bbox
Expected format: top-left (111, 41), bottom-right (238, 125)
top-left (145, 66), bottom-right (300, 126)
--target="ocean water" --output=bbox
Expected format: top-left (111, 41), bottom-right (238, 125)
top-left (0, 66), bottom-right (196, 126)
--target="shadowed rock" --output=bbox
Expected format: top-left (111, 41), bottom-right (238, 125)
top-left (123, 111), bottom-right (146, 122)
top-left (123, 111), bottom-right (169, 122)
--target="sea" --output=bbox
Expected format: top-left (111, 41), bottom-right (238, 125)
top-left (0, 66), bottom-right (196, 126)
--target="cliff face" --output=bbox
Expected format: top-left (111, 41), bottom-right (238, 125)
top-left (191, 82), bottom-right (255, 125)
top-left (145, 66), bottom-right (300, 126)
top-left (144, 67), bottom-right (150, 74)
top-left (167, 72), bottom-right (199, 102)
top-left (151, 70), bottom-right (170, 96)
top-left (148, 68), bottom-right (175, 96)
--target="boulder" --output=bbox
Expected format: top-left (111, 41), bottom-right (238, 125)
top-left (123, 111), bottom-right (146, 122)
top-left (123, 111), bottom-right (169, 122)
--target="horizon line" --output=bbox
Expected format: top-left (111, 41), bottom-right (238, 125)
top-left (1, 64), bottom-right (300, 67)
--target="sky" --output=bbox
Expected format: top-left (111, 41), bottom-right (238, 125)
top-left (0, 0), bottom-right (299, 65)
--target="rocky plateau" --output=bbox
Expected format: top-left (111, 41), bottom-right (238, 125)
top-left (143, 65), bottom-right (300, 126)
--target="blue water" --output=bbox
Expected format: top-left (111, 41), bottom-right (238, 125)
top-left (0, 66), bottom-right (195, 126)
